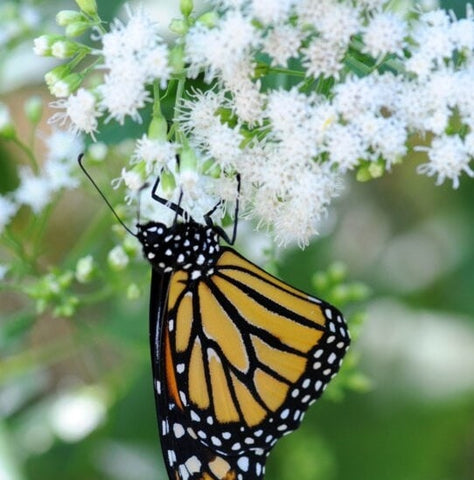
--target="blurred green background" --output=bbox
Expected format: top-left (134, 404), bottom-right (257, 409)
top-left (1, 1), bottom-right (473, 480)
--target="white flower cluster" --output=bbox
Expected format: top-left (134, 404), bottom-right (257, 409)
top-left (37, 0), bottom-right (474, 246)
top-left (47, 5), bottom-right (171, 136)
top-left (0, 119), bottom-right (83, 234)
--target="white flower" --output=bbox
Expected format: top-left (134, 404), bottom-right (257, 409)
top-left (44, 159), bottom-right (80, 192)
top-left (0, 264), bottom-right (8, 280)
top-left (76, 255), bottom-right (94, 283)
top-left (112, 168), bottom-right (144, 193)
top-left (363, 11), bottom-right (407, 57)
top-left (371, 117), bottom-right (408, 168)
top-left (451, 16), bottom-right (474, 52)
top-left (88, 142), bottom-right (108, 162)
top-left (204, 122), bottom-right (244, 171)
top-left (0, 195), bottom-right (17, 233)
top-left (49, 88), bottom-right (100, 136)
top-left (33, 35), bottom-right (50, 56)
top-left (273, 164), bottom-right (341, 247)
top-left (108, 245), bottom-right (129, 270)
top-left (230, 80), bottom-right (264, 126)
top-left (465, 131), bottom-right (474, 156)
top-left (451, 68), bottom-right (474, 128)
top-left (417, 135), bottom-right (473, 188)
top-left (325, 123), bottom-right (366, 172)
top-left (265, 88), bottom-right (313, 138)
top-left (98, 72), bottom-right (150, 124)
top-left (302, 37), bottom-right (346, 79)
top-left (262, 24), bottom-right (302, 67)
top-left (0, 102), bottom-right (13, 132)
top-left (177, 89), bottom-right (226, 138)
top-left (249, 0), bottom-right (295, 25)
top-left (299, 1), bottom-right (360, 46)
top-left (407, 11), bottom-right (455, 76)
top-left (97, 6), bottom-right (170, 122)
top-left (43, 129), bottom-right (84, 163)
top-left (132, 135), bottom-right (177, 174)
top-left (185, 11), bottom-right (258, 83)
top-left (142, 43), bottom-right (171, 87)
top-left (15, 167), bottom-right (54, 214)
top-left (49, 387), bottom-right (107, 442)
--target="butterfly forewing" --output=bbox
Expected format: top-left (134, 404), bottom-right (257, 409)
top-left (151, 247), bottom-right (349, 479)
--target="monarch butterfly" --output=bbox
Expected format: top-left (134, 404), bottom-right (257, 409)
top-left (79, 156), bottom-right (350, 480)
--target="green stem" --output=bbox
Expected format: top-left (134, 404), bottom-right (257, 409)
top-left (171, 76), bottom-right (187, 144)
top-left (10, 137), bottom-right (38, 173)
top-left (265, 66), bottom-right (306, 77)
top-left (153, 81), bottom-right (161, 118)
top-left (31, 195), bottom-right (59, 261)
top-left (2, 227), bottom-right (37, 273)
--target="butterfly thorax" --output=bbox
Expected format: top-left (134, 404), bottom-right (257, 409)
top-left (136, 221), bottom-right (221, 274)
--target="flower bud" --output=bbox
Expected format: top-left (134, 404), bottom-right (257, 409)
top-left (180, 0), bottom-right (193, 17)
top-left (51, 39), bottom-right (80, 59)
top-left (169, 18), bottom-right (188, 35)
top-left (108, 245), bottom-right (129, 271)
top-left (56, 10), bottom-right (84, 26)
top-left (74, 0), bottom-right (97, 16)
top-left (87, 142), bottom-right (108, 162)
top-left (160, 169), bottom-right (177, 196)
top-left (33, 34), bottom-right (63, 56)
top-left (49, 73), bottom-right (83, 97)
top-left (65, 21), bottom-right (90, 37)
top-left (75, 255), bottom-right (95, 283)
top-left (197, 11), bottom-right (219, 28)
top-left (368, 160), bottom-right (384, 179)
top-left (45, 64), bottom-right (71, 88)
top-left (24, 96), bottom-right (43, 125)
top-left (148, 115), bottom-right (168, 141)
top-left (168, 44), bottom-right (185, 74)
top-left (179, 146), bottom-right (198, 172)
top-left (327, 261), bottom-right (347, 283)
top-left (0, 103), bottom-right (16, 139)
top-left (355, 164), bottom-right (371, 182)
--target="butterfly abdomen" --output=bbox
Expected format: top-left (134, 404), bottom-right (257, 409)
top-left (138, 221), bottom-right (221, 275)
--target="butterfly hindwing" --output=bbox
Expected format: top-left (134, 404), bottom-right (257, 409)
top-left (151, 247), bottom-right (350, 479)
top-left (150, 269), bottom-right (268, 480)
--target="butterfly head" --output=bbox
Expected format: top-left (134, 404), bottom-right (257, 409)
top-left (136, 221), bottom-right (221, 273)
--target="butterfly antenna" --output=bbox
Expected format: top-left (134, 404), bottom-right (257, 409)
top-left (77, 154), bottom-right (137, 237)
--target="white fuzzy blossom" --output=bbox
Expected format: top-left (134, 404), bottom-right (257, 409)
top-left (417, 136), bottom-right (473, 188)
top-left (49, 88), bottom-right (100, 136)
top-left (36, 1), bottom-right (474, 246)
top-left (15, 167), bottom-right (54, 214)
top-left (363, 11), bottom-right (407, 57)
top-left (132, 135), bottom-right (178, 175)
top-left (262, 25), bottom-right (302, 66)
top-left (97, 6), bottom-right (170, 124)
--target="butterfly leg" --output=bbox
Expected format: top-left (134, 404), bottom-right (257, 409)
top-left (151, 170), bottom-right (192, 222)
top-left (203, 174), bottom-right (241, 245)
